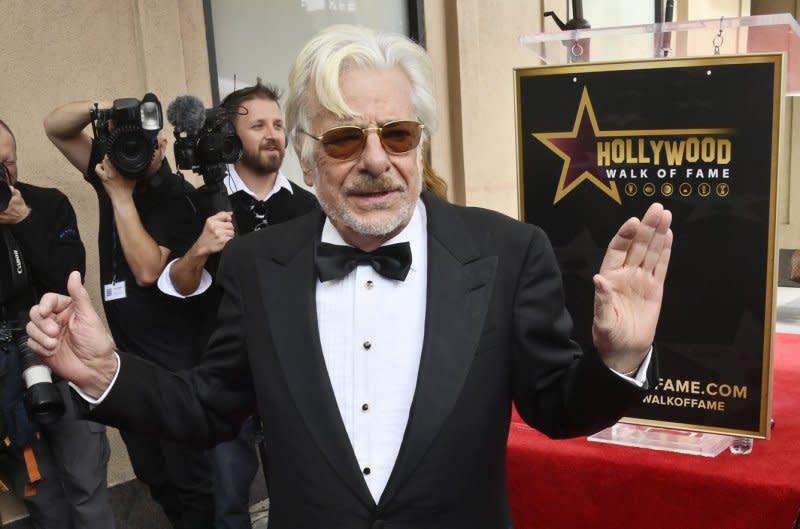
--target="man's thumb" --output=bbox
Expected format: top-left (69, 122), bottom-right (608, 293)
top-left (66, 271), bottom-right (91, 309)
top-left (592, 274), bottom-right (614, 328)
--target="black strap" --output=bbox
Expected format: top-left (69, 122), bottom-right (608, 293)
top-left (0, 226), bottom-right (29, 305)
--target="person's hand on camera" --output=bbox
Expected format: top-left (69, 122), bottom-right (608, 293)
top-left (26, 271), bottom-right (118, 399)
top-left (193, 211), bottom-right (235, 257)
top-left (96, 156), bottom-right (136, 202)
top-left (0, 186), bottom-right (31, 224)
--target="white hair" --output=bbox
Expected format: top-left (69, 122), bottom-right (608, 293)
top-left (286, 24), bottom-right (438, 164)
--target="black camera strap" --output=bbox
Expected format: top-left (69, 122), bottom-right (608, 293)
top-left (0, 226), bottom-right (30, 305)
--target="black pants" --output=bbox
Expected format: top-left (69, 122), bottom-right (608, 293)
top-left (119, 429), bottom-right (214, 529)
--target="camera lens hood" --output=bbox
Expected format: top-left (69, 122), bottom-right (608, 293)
top-left (23, 382), bottom-right (66, 425)
top-left (106, 124), bottom-right (158, 180)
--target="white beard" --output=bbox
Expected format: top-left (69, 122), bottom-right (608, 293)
top-left (313, 151), bottom-right (423, 237)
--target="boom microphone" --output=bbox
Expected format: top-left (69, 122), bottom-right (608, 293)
top-left (166, 95), bottom-right (207, 136)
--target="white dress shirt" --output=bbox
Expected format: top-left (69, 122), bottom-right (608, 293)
top-left (156, 166), bottom-right (294, 298)
top-left (316, 200), bottom-right (428, 503)
top-left (222, 164), bottom-right (294, 201)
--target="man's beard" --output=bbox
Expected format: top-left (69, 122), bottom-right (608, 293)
top-left (240, 144), bottom-right (284, 175)
top-left (313, 156), bottom-right (422, 238)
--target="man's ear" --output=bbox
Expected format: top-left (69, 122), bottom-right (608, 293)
top-left (157, 136), bottom-right (169, 158)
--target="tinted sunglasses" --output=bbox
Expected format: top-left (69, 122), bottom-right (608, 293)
top-left (300, 120), bottom-right (424, 161)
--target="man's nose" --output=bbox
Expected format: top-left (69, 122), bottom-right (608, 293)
top-left (359, 131), bottom-right (390, 175)
top-left (264, 126), bottom-right (280, 142)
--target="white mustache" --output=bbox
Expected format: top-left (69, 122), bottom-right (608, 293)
top-left (345, 175), bottom-right (404, 194)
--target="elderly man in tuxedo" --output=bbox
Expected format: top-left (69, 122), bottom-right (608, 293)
top-left (26, 24), bottom-right (672, 529)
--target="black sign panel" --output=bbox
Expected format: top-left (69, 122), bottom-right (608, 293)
top-left (515, 55), bottom-right (780, 437)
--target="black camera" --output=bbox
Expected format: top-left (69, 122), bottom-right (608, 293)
top-left (0, 323), bottom-right (65, 425)
top-left (90, 93), bottom-right (163, 180)
top-left (167, 95), bottom-right (243, 219)
top-left (168, 96), bottom-right (242, 186)
top-left (0, 163), bottom-right (11, 211)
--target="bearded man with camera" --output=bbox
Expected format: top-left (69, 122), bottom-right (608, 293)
top-left (0, 118), bottom-right (114, 528)
top-left (158, 80), bottom-right (316, 529)
top-left (43, 98), bottom-right (214, 529)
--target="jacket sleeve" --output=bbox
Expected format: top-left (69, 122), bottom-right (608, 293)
top-left (88, 242), bottom-right (255, 447)
top-left (511, 226), bottom-right (655, 438)
top-left (11, 187), bottom-right (85, 295)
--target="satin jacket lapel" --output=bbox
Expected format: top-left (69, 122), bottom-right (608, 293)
top-left (379, 192), bottom-right (498, 507)
top-left (256, 210), bottom-right (375, 509)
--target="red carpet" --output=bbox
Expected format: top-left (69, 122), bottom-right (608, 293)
top-left (506, 333), bottom-right (800, 529)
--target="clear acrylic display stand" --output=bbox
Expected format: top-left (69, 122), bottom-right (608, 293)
top-left (518, 14), bottom-right (800, 455)
top-left (587, 423), bottom-right (735, 457)
top-left (519, 13), bottom-right (800, 95)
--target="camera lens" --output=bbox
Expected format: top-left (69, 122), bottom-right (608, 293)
top-left (23, 383), bottom-right (66, 424)
top-left (106, 124), bottom-right (158, 179)
top-left (17, 334), bottom-right (65, 425)
top-left (0, 165), bottom-right (11, 211)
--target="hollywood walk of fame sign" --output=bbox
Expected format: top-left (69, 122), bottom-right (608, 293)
top-left (515, 55), bottom-right (781, 437)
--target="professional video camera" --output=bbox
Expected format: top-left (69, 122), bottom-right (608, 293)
top-left (167, 95), bottom-right (242, 217)
top-left (90, 93), bottom-right (163, 180)
top-left (167, 95), bottom-right (242, 186)
top-left (0, 163), bottom-right (12, 211)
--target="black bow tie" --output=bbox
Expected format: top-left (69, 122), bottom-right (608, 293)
top-left (314, 241), bottom-right (412, 282)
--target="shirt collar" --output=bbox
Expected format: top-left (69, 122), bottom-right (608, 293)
top-left (224, 164), bottom-right (294, 200)
top-left (321, 197), bottom-right (427, 273)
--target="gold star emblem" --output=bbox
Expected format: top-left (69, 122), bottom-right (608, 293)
top-left (534, 88), bottom-right (621, 205)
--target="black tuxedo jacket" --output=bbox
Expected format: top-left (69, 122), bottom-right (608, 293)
top-left (94, 191), bottom-right (655, 529)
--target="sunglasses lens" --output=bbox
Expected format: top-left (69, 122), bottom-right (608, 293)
top-left (316, 121), bottom-right (423, 160)
top-left (381, 121), bottom-right (422, 153)
top-left (321, 127), bottom-right (364, 160)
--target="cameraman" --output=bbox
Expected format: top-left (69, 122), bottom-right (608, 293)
top-left (0, 119), bottom-right (114, 528)
top-left (43, 100), bottom-right (214, 529)
top-left (158, 81), bottom-right (316, 529)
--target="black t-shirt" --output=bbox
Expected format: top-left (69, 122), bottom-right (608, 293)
top-left (166, 179), bottom-right (318, 344)
top-left (0, 181), bottom-right (85, 322)
top-left (87, 141), bottom-right (205, 370)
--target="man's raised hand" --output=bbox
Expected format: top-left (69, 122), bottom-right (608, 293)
top-left (592, 202), bottom-right (673, 373)
top-left (26, 271), bottom-right (118, 399)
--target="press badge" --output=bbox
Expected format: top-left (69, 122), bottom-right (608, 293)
top-left (104, 281), bottom-right (127, 301)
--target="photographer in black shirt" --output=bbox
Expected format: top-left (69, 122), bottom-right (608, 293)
top-left (43, 99), bottom-right (214, 529)
top-left (0, 118), bottom-right (114, 528)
